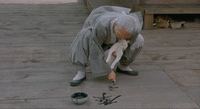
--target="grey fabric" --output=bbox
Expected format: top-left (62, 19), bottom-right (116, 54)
top-left (69, 6), bottom-right (144, 77)
top-left (69, 27), bottom-right (92, 72)
top-left (120, 34), bottom-right (144, 67)
top-left (83, 6), bottom-right (131, 28)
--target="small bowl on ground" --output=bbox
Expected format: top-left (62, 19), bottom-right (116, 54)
top-left (71, 92), bottom-right (88, 105)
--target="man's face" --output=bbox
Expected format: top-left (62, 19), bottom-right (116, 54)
top-left (114, 22), bottom-right (133, 40)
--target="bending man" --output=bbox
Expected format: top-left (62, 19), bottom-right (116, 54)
top-left (69, 6), bottom-right (144, 86)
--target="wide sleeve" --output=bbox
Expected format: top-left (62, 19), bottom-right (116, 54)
top-left (89, 23), bottom-right (112, 77)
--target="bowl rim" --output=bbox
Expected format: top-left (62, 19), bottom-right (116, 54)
top-left (71, 92), bottom-right (88, 99)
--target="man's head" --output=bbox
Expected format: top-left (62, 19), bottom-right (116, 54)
top-left (114, 15), bottom-right (136, 40)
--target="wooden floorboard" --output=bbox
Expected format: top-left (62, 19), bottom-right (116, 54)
top-left (0, 0), bottom-right (200, 108)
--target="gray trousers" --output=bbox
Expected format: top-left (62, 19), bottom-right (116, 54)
top-left (69, 28), bottom-right (144, 72)
top-left (120, 34), bottom-right (144, 67)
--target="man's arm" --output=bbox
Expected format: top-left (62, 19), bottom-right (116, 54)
top-left (89, 36), bottom-right (112, 77)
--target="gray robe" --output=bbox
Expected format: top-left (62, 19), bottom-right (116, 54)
top-left (70, 6), bottom-right (143, 77)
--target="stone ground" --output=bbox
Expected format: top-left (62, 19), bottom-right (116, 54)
top-left (0, 0), bottom-right (200, 108)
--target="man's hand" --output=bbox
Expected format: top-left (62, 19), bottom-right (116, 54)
top-left (108, 71), bottom-right (116, 82)
top-left (112, 52), bottom-right (117, 57)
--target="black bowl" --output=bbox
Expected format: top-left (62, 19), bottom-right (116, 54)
top-left (71, 92), bottom-right (88, 105)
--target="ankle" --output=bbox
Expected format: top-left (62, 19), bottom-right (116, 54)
top-left (73, 71), bottom-right (86, 80)
top-left (118, 65), bottom-right (133, 71)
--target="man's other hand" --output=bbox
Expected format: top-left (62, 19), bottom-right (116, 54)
top-left (108, 71), bottom-right (116, 82)
top-left (112, 52), bottom-right (117, 57)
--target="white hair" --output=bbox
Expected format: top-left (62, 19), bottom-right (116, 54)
top-left (116, 15), bottom-right (136, 34)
